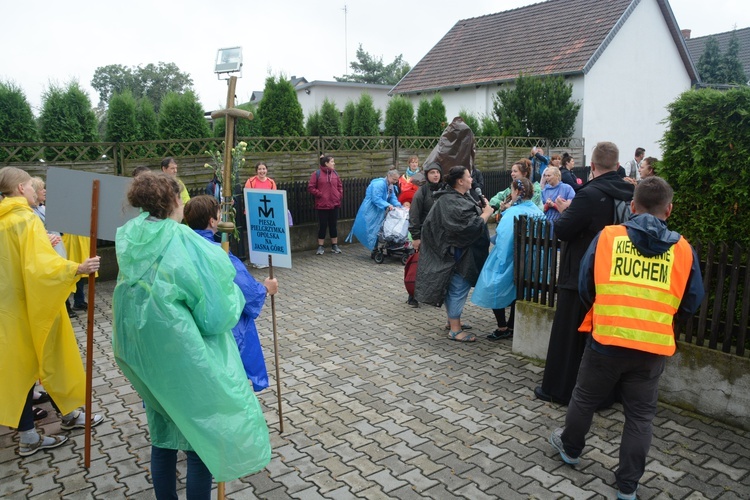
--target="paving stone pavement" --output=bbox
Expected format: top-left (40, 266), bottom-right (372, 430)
top-left (2, 244), bottom-right (749, 499)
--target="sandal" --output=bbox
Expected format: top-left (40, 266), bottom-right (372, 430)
top-left (18, 434), bottom-right (68, 457)
top-left (32, 407), bottom-right (48, 421)
top-left (448, 330), bottom-right (477, 342)
top-left (60, 410), bottom-right (104, 430)
top-left (33, 391), bottom-right (51, 404)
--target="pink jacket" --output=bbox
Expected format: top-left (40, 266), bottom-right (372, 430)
top-left (307, 166), bottom-right (343, 209)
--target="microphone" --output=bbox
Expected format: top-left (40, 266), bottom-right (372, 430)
top-left (474, 187), bottom-right (486, 208)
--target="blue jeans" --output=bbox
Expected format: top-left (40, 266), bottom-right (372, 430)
top-left (18, 385), bottom-right (63, 431)
top-left (151, 446), bottom-right (212, 500)
top-left (73, 279), bottom-right (85, 306)
top-left (561, 342), bottom-right (665, 495)
top-left (444, 273), bottom-right (472, 321)
top-left (17, 386), bottom-right (36, 432)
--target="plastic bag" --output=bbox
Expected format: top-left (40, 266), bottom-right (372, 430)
top-left (381, 207), bottom-right (410, 243)
top-left (422, 117), bottom-right (476, 176)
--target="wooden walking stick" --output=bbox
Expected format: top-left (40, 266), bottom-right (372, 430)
top-left (84, 179), bottom-right (100, 468)
top-left (268, 255), bottom-right (283, 432)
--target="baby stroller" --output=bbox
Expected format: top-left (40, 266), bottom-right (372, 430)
top-left (371, 206), bottom-right (414, 265)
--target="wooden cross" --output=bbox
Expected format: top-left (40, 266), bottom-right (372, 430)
top-left (209, 76), bottom-right (253, 499)
top-left (210, 76), bottom-right (253, 253)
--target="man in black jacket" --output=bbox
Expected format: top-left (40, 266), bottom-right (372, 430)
top-left (534, 141), bottom-right (635, 405)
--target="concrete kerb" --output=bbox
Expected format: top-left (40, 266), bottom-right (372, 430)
top-left (512, 300), bottom-right (750, 431)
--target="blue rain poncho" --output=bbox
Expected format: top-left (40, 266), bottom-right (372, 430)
top-left (112, 213), bottom-right (270, 482)
top-left (471, 200), bottom-right (544, 310)
top-left (195, 229), bottom-right (269, 392)
top-left (346, 177), bottom-right (401, 250)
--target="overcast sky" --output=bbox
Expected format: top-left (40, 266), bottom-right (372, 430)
top-left (2, 0), bottom-right (748, 115)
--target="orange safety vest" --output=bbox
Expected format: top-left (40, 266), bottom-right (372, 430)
top-left (579, 225), bottom-right (693, 356)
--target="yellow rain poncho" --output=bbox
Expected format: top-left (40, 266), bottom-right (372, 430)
top-left (112, 212), bottom-right (270, 482)
top-left (0, 196), bottom-right (85, 427)
top-left (62, 233), bottom-right (97, 280)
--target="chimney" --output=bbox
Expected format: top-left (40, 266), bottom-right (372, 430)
top-left (681, 29), bottom-right (691, 40)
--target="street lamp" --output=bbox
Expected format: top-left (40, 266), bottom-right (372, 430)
top-left (211, 46), bottom-right (252, 250)
top-left (214, 47), bottom-right (243, 79)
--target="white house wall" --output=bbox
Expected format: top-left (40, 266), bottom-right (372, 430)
top-left (296, 86), bottom-right (393, 124)
top-left (581, 0), bottom-right (691, 162)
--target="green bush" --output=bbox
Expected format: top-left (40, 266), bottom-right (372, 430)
top-left (213, 102), bottom-right (260, 138)
top-left (493, 73), bottom-right (580, 138)
top-left (385, 96), bottom-right (416, 136)
top-left (39, 81), bottom-right (99, 160)
top-left (0, 81), bottom-right (37, 142)
top-left (157, 91), bottom-right (210, 152)
top-left (136, 98), bottom-right (159, 141)
top-left (660, 86), bottom-right (750, 247)
top-left (352, 94), bottom-right (380, 136)
top-left (342, 101), bottom-right (356, 136)
top-left (257, 76), bottom-right (304, 137)
top-left (319, 98), bottom-right (341, 136)
top-left (417, 95), bottom-right (447, 136)
top-left (0, 81), bottom-right (37, 161)
top-left (106, 90), bottom-right (139, 143)
top-left (306, 110), bottom-right (321, 136)
top-left (458, 109), bottom-right (480, 135)
top-left (480, 114), bottom-right (501, 136)
top-left (697, 32), bottom-right (747, 85)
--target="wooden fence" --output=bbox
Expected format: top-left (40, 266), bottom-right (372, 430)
top-left (513, 216), bottom-right (750, 358)
top-left (2, 136), bottom-right (585, 188)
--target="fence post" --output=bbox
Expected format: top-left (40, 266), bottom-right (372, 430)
top-left (503, 137), bottom-right (508, 168)
top-left (393, 136), bottom-right (398, 166)
top-left (114, 143), bottom-right (122, 176)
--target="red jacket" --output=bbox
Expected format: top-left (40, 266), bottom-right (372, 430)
top-left (397, 175), bottom-right (419, 205)
top-left (307, 166), bottom-right (343, 209)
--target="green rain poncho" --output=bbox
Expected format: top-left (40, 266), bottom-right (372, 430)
top-left (112, 213), bottom-right (270, 482)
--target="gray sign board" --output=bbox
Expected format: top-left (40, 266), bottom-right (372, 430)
top-left (45, 167), bottom-right (139, 242)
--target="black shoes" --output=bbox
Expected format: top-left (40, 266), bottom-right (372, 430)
top-left (534, 386), bottom-right (553, 402)
top-left (406, 296), bottom-right (419, 308)
top-left (72, 302), bottom-right (88, 311)
top-left (487, 328), bottom-right (513, 341)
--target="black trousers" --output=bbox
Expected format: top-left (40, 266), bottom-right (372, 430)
top-left (317, 208), bottom-right (339, 240)
top-left (562, 343), bottom-right (665, 494)
top-left (540, 288), bottom-right (588, 404)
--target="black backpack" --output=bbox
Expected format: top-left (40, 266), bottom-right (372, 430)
top-left (613, 198), bottom-right (632, 224)
top-left (589, 184), bottom-right (632, 224)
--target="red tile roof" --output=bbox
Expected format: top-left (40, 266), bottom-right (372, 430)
top-left (392, 0), bottom-right (697, 94)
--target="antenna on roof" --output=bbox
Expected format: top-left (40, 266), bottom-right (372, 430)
top-left (342, 5), bottom-right (348, 74)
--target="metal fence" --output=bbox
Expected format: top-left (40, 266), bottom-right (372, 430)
top-left (513, 215), bottom-right (750, 358)
top-left (190, 166), bottom-right (592, 227)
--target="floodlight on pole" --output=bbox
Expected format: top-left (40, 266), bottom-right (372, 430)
top-left (214, 46), bottom-right (243, 79)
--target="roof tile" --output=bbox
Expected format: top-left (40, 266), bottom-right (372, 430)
top-left (393, 0), bottom-right (634, 93)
